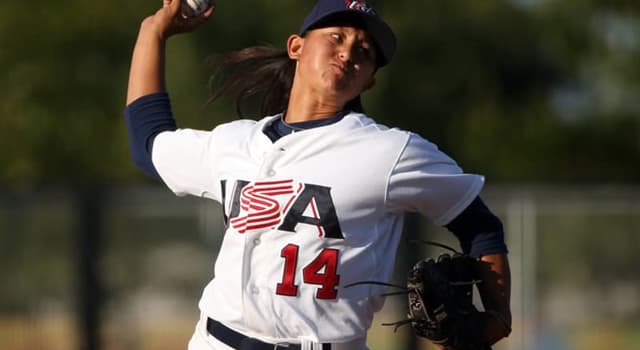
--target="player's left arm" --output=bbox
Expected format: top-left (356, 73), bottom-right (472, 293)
top-left (477, 252), bottom-right (512, 345)
top-left (445, 196), bottom-right (512, 346)
top-left (434, 252), bottom-right (511, 350)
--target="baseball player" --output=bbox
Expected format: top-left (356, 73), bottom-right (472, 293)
top-left (125, 0), bottom-right (512, 349)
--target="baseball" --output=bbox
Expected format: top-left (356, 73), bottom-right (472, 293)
top-left (181, 0), bottom-right (212, 17)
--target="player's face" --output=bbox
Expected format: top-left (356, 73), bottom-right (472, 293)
top-left (288, 26), bottom-right (378, 106)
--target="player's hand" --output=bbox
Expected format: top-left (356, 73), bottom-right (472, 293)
top-left (126, 0), bottom-right (214, 104)
top-left (141, 0), bottom-right (216, 40)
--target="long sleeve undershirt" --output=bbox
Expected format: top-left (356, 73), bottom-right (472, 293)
top-left (124, 92), bottom-right (176, 179)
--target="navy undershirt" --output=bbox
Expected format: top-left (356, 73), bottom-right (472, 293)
top-left (124, 93), bottom-right (507, 257)
top-left (445, 197), bottom-right (507, 257)
top-left (124, 93), bottom-right (176, 179)
top-left (263, 110), bottom-right (349, 142)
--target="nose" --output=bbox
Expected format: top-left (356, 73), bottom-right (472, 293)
top-left (338, 48), bottom-right (352, 63)
top-left (338, 42), bottom-right (360, 64)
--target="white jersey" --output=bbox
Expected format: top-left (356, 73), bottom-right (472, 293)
top-left (151, 112), bottom-right (483, 344)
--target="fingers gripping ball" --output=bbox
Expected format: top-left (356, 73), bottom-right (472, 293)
top-left (181, 0), bottom-right (213, 17)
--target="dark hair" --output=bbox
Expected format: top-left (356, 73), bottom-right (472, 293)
top-left (207, 46), bottom-right (294, 117)
top-left (207, 45), bottom-right (365, 117)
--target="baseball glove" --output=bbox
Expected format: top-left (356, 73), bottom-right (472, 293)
top-left (345, 241), bottom-right (506, 350)
top-left (402, 243), bottom-right (490, 350)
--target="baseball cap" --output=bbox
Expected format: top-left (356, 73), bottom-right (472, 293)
top-left (299, 0), bottom-right (396, 67)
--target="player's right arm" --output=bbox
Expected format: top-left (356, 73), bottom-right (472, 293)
top-left (124, 1), bottom-right (215, 179)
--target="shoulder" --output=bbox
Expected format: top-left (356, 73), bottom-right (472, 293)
top-left (343, 112), bottom-right (397, 132)
top-left (341, 112), bottom-right (411, 143)
top-left (211, 117), bottom-right (265, 134)
top-left (343, 112), bottom-right (450, 160)
top-left (401, 132), bottom-right (458, 168)
top-left (155, 117), bottom-right (265, 147)
top-left (208, 115), bottom-right (275, 141)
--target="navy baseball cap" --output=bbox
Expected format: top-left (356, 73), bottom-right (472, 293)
top-left (299, 0), bottom-right (396, 67)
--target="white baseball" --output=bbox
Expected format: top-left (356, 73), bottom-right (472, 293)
top-left (181, 0), bottom-right (212, 17)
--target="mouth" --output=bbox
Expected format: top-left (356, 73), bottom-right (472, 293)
top-left (330, 62), bottom-right (350, 76)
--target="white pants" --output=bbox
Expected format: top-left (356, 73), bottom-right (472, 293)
top-left (187, 315), bottom-right (369, 350)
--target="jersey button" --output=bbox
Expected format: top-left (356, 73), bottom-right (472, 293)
top-left (267, 169), bottom-right (276, 177)
top-left (253, 239), bottom-right (261, 246)
top-left (251, 286), bottom-right (260, 294)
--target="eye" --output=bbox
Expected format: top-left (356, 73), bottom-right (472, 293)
top-left (356, 45), bottom-right (371, 57)
top-left (330, 33), bottom-right (342, 42)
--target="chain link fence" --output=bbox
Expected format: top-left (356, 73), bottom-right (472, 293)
top-left (1, 185), bottom-right (639, 350)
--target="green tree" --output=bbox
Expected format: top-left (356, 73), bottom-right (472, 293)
top-left (1, 0), bottom-right (639, 187)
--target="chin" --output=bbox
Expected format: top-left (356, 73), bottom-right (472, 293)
top-left (325, 81), bottom-right (356, 97)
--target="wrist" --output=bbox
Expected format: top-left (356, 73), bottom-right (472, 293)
top-left (139, 16), bottom-right (170, 42)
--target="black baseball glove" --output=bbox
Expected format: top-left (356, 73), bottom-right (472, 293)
top-left (405, 248), bottom-right (490, 350)
top-left (345, 242), bottom-right (508, 350)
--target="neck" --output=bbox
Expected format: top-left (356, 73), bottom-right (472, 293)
top-left (284, 78), bottom-right (347, 123)
top-left (285, 100), bottom-right (341, 123)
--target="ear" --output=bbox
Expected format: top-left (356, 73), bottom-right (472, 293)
top-left (287, 34), bottom-right (304, 60)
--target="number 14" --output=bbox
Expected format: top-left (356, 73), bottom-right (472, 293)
top-left (276, 244), bottom-right (341, 300)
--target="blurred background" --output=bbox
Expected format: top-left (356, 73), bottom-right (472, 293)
top-left (1, 0), bottom-right (639, 349)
